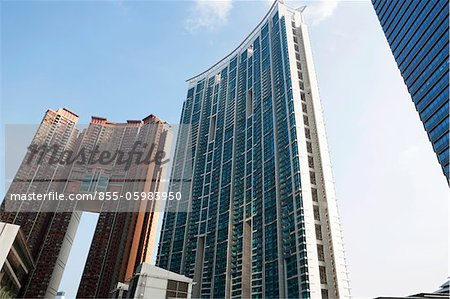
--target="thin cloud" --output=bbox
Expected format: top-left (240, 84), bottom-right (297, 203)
top-left (277, 0), bottom-right (339, 25)
top-left (303, 0), bottom-right (339, 25)
top-left (185, 0), bottom-right (233, 33)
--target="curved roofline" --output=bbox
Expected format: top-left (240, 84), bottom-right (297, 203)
top-left (186, 0), bottom-right (281, 83)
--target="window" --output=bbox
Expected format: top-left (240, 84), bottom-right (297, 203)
top-left (209, 115), bottom-right (216, 142)
top-left (299, 81), bottom-right (304, 90)
top-left (302, 103), bottom-right (307, 113)
top-left (315, 224), bottom-right (322, 240)
top-left (310, 171), bottom-right (316, 185)
top-left (167, 280), bottom-right (177, 290)
top-left (321, 289), bottom-right (329, 299)
top-left (300, 92), bottom-right (306, 102)
top-left (178, 282), bottom-right (188, 292)
top-left (215, 73), bottom-right (221, 84)
top-left (306, 142), bottom-right (312, 154)
top-left (311, 188), bottom-right (318, 202)
top-left (247, 89), bottom-right (253, 117)
top-left (166, 280), bottom-right (189, 298)
top-left (248, 45), bottom-right (254, 57)
top-left (305, 128), bottom-right (311, 139)
top-left (303, 115), bottom-right (309, 126)
top-left (308, 156), bottom-right (314, 169)
top-left (313, 205), bottom-right (320, 221)
top-left (317, 244), bottom-right (325, 261)
top-left (319, 266), bottom-right (327, 284)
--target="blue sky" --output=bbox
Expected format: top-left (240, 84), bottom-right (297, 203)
top-left (1, 0), bottom-right (448, 298)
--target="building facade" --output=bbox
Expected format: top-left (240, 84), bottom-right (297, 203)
top-left (76, 114), bottom-right (172, 298)
top-left (157, 2), bottom-right (350, 298)
top-left (0, 222), bottom-right (34, 299)
top-left (0, 108), bottom-right (80, 298)
top-left (126, 263), bottom-right (194, 299)
top-left (0, 109), bottom-right (171, 298)
top-left (372, 0), bottom-right (449, 181)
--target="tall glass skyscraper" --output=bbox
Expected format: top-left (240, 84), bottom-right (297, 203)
top-left (157, 1), bottom-right (350, 298)
top-left (372, 0), bottom-right (449, 181)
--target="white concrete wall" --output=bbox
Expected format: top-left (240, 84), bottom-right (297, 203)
top-left (0, 222), bottom-right (20, 269)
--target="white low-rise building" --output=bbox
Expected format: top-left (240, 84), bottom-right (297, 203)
top-left (124, 264), bottom-right (193, 299)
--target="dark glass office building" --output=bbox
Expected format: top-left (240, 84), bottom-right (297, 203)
top-left (157, 1), bottom-right (350, 298)
top-left (372, 0), bottom-right (449, 181)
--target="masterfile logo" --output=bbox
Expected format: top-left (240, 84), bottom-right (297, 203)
top-left (3, 122), bottom-right (193, 213)
top-left (26, 140), bottom-right (170, 171)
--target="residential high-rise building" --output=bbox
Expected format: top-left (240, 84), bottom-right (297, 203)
top-left (372, 0), bottom-right (449, 182)
top-left (157, 2), bottom-right (350, 298)
top-left (0, 108), bottom-right (80, 298)
top-left (76, 114), bottom-right (172, 298)
top-left (0, 109), bottom-right (172, 298)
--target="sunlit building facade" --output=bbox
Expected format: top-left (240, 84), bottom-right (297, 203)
top-left (157, 2), bottom-right (350, 298)
top-left (76, 114), bottom-right (171, 298)
top-left (0, 108), bottom-right (80, 298)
